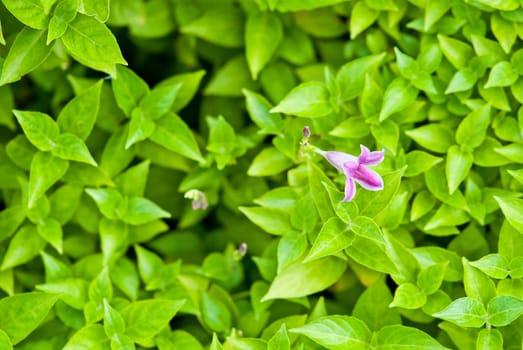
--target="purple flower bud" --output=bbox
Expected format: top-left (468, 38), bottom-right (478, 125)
top-left (303, 126), bottom-right (311, 138)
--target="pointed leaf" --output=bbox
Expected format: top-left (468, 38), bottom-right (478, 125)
top-left (271, 82), bottom-right (332, 118)
top-left (52, 133), bottom-right (97, 166)
top-left (13, 110), bottom-right (59, 152)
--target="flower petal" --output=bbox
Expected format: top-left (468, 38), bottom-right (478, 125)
top-left (343, 177), bottom-right (356, 202)
top-left (358, 145), bottom-right (384, 165)
top-left (353, 165), bottom-right (384, 191)
top-left (323, 151), bottom-right (358, 173)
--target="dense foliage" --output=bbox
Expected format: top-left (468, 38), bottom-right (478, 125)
top-left (2, 0), bottom-right (523, 349)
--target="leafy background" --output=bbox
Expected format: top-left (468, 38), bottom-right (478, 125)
top-left (1, 0), bottom-right (523, 349)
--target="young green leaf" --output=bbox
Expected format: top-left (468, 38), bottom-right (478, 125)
top-left (243, 89), bottom-right (284, 134)
top-left (350, 2), bottom-right (378, 39)
top-left (463, 258), bottom-right (496, 306)
top-left (476, 329), bottom-right (503, 350)
top-left (336, 53), bottom-right (386, 101)
top-left (37, 217), bottom-right (63, 253)
top-left (271, 82), bottom-right (333, 118)
top-left (262, 256), bottom-right (346, 301)
top-left (247, 147), bottom-right (293, 177)
top-left (1, 224), bottom-right (46, 270)
top-left (140, 84), bottom-right (181, 120)
top-left (376, 325), bottom-right (449, 350)
top-left (180, 7), bottom-right (244, 48)
top-left (437, 34), bottom-right (473, 69)
top-left (103, 299), bottom-right (126, 338)
top-left (0, 27), bottom-right (54, 85)
top-left (121, 197), bottom-right (171, 225)
top-left (268, 324), bottom-right (290, 350)
top-left (405, 124), bottom-right (453, 153)
top-left (289, 315), bottom-right (371, 350)
top-left (1, 0), bottom-right (50, 29)
top-left (432, 297), bottom-right (487, 328)
top-left (456, 104), bottom-right (491, 150)
top-left (305, 217), bottom-right (352, 262)
top-left (13, 110), bottom-right (59, 152)
top-left (51, 133), bottom-right (98, 166)
top-left (245, 12), bottom-right (283, 80)
top-left (469, 254), bottom-right (509, 279)
top-left (445, 145), bottom-right (473, 194)
top-left (125, 108), bottom-right (155, 149)
top-left (112, 66), bottom-right (150, 116)
top-left (239, 206), bottom-right (292, 235)
top-left (485, 61), bottom-right (518, 88)
top-left (0, 292), bottom-right (59, 344)
top-left (150, 113), bottom-right (204, 163)
top-left (28, 152), bottom-right (69, 208)
top-left (63, 324), bottom-right (109, 350)
top-left (120, 299), bottom-right (185, 341)
top-left (200, 291), bottom-right (232, 333)
top-left (47, 0), bottom-right (78, 44)
top-left (61, 14), bottom-right (127, 75)
top-left (404, 151), bottom-right (443, 177)
top-left (379, 77), bottom-right (418, 121)
top-left (487, 295), bottom-right (523, 327)
top-left (494, 196), bottom-right (523, 233)
top-left (57, 79), bottom-right (102, 140)
top-left (390, 283), bottom-right (427, 309)
top-left (155, 70), bottom-right (206, 112)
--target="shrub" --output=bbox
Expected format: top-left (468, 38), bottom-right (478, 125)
top-left (1, 0), bottom-right (523, 349)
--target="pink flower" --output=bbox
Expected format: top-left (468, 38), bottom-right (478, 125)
top-left (317, 145), bottom-right (384, 202)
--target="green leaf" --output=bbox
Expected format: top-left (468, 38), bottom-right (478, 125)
top-left (485, 61), bottom-right (518, 88)
top-left (0, 292), bottom-right (59, 344)
top-left (417, 263), bottom-right (447, 295)
top-left (245, 12), bottom-right (283, 79)
top-left (103, 299), bottom-right (125, 338)
top-left (89, 267), bottom-right (113, 304)
top-left (463, 258), bottom-right (496, 306)
top-left (438, 34), bottom-right (473, 69)
top-left (469, 254), bottom-right (509, 279)
top-left (273, 0), bottom-right (349, 11)
top-left (445, 145), bottom-right (473, 194)
top-left (57, 79), bottom-right (102, 140)
top-left (476, 329), bottom-right (503, 350)
top-left (350, 2), bottom-right (378, 39)
top-left (47, 0), bottom-right (79, 44)
top-left (13, 110), bottom-right (59, 152)
top-left (487, 295), bottom-right (523, 327)
top-left (290, 315), bottom-right (371, 350)
top-left (247, 147), bottom-right (293, 177)
top-left (121, 197), bottom-right (171, 225)
top-left (111, 257), bottom-right (139, 301)
top-left (125, 108), bottom-right (155, 148)
top-left (151, 113), bottom-right (204, 163)
top-left (390, 283), bottom-right (427, 309)
top-left (51, 133), bottom-right (97, 166)
top-left (405, 124), bottom-right (453, 153)
top-left (376, 325), bottom-right (449, 350)
top-left (308, 161), bottom-right (336, 222)
top-left (36, 278), bottom-right (88, 309)
top-left (0, 206), bottom-right (25, 243)
top-left (100, 219), bottom-right (128, 264)
top-left (0, 329), bottom-right (12, 350)
top-left (140, 84), bottom-right (181, 120)
top-left (0, 21), bottom-right (4, 46)
top-left (0, 27), bottom-right (53, 85)
top-left (156, 70), bottom-right (205, 112)
top-left (337, 53), bottom-right (386, 101)
top-left (243, 89), bottom-right (284, 134)
top-left (1, 0), bottom-right (49, 29)
top-left (432, 297), bottom-right (487, 328)
top-left (62, 14), bottom-right (127, 75)
top-left (239, 206), bottom-right (292, 235)
top-left (114, 160), bottom-right (150, 197)
top-left (200, 291), bottom-right (231, 333)
top-left (85, 188), bottom-right (123, 220)
top-left (204, 56), bottom-right (255, 97)
top-left (271, 82), bottom-right (333, 118)
top-left (262, 256), bottom-right (346, 301)
top-left (445, 68), bottom-right (478, 94)
top-left (37, 217), bottom-right (63, 253)
top-left (404, 151), bottom-right (443, 177)
top-left (495, 196), bottom-right (523, 234)
top-left (28, 152), bottom-right (69, 208)
top-left (267, 324), bottom-right (290, 350)
top-left (305, 217), bottom-right (352, 262)
top-left (379, 78), bottom-right (418, 121)
top-left (120, 299), bottom-right (185, 341)
top-left (63, 324), bottom-right (110, 350)
top-left (112, 66), bottom-right (149, 116)
top-left (352, 276), bottom-right (401, 330)
top-left (456, 104), bottom-right (491, 150)
top-left (180, 7), bottom-right (244, 48)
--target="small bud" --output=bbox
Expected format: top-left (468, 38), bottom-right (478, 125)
top-left (184, 189), bottom-right (208, 210)
top-left (303, 126), bottom-right (311, 138)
